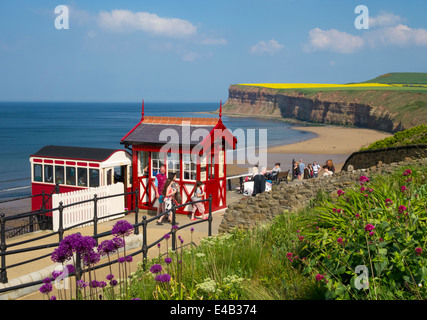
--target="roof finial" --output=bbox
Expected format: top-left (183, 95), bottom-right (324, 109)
top-left (141, 99), bottom-right (145, 121)
top-left (219, 100), bottom-right (222, 121)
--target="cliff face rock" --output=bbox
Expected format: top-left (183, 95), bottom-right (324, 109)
top-left (223, 85), bottom-right (409, 133)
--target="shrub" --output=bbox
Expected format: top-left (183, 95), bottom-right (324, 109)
top-left (294, 164), bottom-right (427, 299)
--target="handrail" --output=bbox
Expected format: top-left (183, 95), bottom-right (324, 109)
top-left (0, 188), bottom-right (213, 295)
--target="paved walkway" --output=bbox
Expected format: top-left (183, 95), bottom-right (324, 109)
top-left (0, 191), bottom-right (247, 300)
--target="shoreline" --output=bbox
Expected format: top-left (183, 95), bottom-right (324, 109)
top-left (225, 124), bottom-right (392, 176)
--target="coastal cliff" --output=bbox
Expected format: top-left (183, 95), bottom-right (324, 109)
top-left (222, 85), bottom-right (427, 133)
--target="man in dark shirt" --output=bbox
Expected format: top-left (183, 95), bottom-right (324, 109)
top-left (252, 167), bottom-right (267, 196)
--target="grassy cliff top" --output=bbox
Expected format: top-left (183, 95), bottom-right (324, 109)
top-left (360, 124), bottom-right (427, 150)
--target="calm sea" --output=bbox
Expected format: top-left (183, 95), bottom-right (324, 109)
top-left (0, 102), bottom-right (316, 200)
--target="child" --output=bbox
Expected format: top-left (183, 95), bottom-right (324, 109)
top-left (156, 173), bottom-right (178, 225)
top-left (191, 181), bottom-right (206, 220)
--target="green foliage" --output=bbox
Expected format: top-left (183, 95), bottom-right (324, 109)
top-left (293, 164), bottom-right (427, 299)
top-left (361, 124), bottom-right (427, 150)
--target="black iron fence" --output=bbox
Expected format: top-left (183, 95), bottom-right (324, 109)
top-left (0, 183), bottom-right (60, 239)
top-left (0, 188), bottom-right (213, 297)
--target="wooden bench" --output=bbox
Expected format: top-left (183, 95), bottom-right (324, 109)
top-left (271, 170), bottom-right (289, 185)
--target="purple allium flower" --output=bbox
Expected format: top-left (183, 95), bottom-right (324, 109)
top-left (99, 281), bottom-right (107, 288)
top-left (65, 264), bottom-right (75, 275)
top-left (172, 225), bottom-right (179, 230)
top-left (98, 239), bottom-right (118, 257)
top-left (165, 257), bottom-right (172, 264)
top-left (191, 228), bottom-right (194, 233)
top-left (164, 233), bottom-right (170, 240)
top-left (112, 220), bottom-right (134, 237)
top-left (157, 243), bottom-right (161, 248)
top-left (126, 255), bottom-right (133, 263)
top-left (42, 277), bottom-right (52, 284)
top-left (106, 274), bottom-right (114, 281)
top-left (111, 237), bottom-right (125, 250)
top-left (118, 257), bottom-right (126, 263)
top-left (150, 264), bottom-right (162, 274)
top-left (50, 295), bottom-right (56, 300)
top-left (90, 280), bottom-right (99, 288)
top-left (60, 233), bottom-right (83, 253)
top-left (39, 282), bottom-right (53, 294)
top-left (51, 270), bottom-right (63, 280)
top-left (74, 236), bottom-right (97, 255)
top-left (51, 245), bottom-right (72, 264)
top-left (161, 274), bottom-right (171, 283)
top-left (110, 279), bottom-right (118, 286)
top-left (77, 280), bottom-right (88, 290)
top-left (154, 274), bottom-right (162, 282)
top-left (82, 250), bottom-right (100, 267)
top-left (365, 224), bottom-right (375, 232)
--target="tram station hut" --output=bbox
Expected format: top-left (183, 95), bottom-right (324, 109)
top-left (29, 145), bottom-right (132, 214)
top-left (120, 101), bottom-right (237, 214)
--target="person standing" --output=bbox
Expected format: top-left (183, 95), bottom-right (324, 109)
top-left (252, 167), bottom-right (267, 196)
top-left (293, 161), bottom-right (301, 180)
top-left (312, 161), bottom-right (321, 178)
top-left (298, 159), bottom-right (305, 180)
top-left (191, 181), bottom-right (207, 220)
top-left (154, 165), bottom-right (167, 219)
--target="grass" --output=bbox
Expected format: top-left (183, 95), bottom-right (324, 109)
top-left (360, 124), bottom-right (427, 150)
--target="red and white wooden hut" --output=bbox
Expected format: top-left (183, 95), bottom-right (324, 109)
top-left (29, 145), bottom-right (132, 213)
top-left (120, 101), bottom-right (237, 214)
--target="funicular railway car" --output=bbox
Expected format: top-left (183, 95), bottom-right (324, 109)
top-left (29, 145), bottom-right (132, 222)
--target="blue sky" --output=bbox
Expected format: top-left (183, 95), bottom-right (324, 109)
top-left (0, 0), bottom-right (426, 102)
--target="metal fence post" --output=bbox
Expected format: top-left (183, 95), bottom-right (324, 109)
top-left (0, 213), bottom-right (8, 284)
top-left (171, 202), bottom-right (176, 251)
top-left (93, 194), bottom-right (98, 245)
top-left (58, 201), bottom-right (64, 243)
top-left (142, 216), bottom-right (147, 271)
top-left (134, 188), bottom-right (139, 235)
top-left (41, 190), bottom-right (46, 231)
top-left (208, 194), bottom-right (212, 237)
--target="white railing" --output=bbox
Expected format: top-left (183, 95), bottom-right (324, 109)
top-left (52, 183), bottom-right (125, 232)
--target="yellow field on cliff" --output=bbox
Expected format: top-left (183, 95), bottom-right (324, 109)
top-left (237, 83), bottom-right (395, 89)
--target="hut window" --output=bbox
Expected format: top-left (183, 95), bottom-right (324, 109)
top-left (55, 166), bottom-right (65, 185)
top-left (33, 164), bottom-right (43, 182)
top-left (167, 152), bottom-right (180, 179)
top-left (183, 153), bottom-right (196, 181)
top-left (66, 167), bottom-right (76, 186)
top-left (152, 152), bottom-right (166, 174)
top-left (44, 165), bottom-right (53, 183)
top-left (78, 168), bottom-right (88, 187)
top-left (89, 169), bottom-right (100, 188)
top-left (139, 151), bottom-right (149, 176)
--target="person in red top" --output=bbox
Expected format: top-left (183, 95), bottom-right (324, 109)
top-left (154, 165), bottom-right (167, 218)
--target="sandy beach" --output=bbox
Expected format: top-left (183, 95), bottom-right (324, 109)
top-left (226, 125), bottom-right (392, 175)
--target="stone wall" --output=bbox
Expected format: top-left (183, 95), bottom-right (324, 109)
top-left (218, 157), bottom-right (427, 234)
top-left (341, 144), bottom-right (427, 171)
